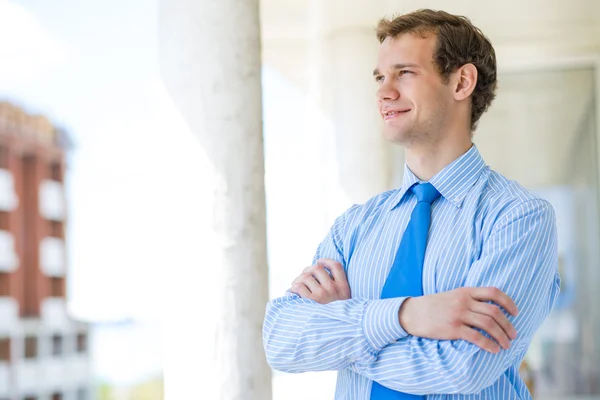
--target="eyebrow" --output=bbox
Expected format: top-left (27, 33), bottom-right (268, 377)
top-left (373, 63), bottom-right (420, 76)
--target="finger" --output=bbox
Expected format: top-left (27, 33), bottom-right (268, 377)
top-left (471, 301), bottom-right (517, 340)
top-left (289, 283), bottom-right (311, 299)
top-left (464, 312), bottom-right (511, 350)
top-left (317, 258), bottom-right (347, 283)
top-left (310, 265), bottom-right (334, 286)
top-left (291, 274), bottom-right (305, 287)
top-left (470, 287), bottom-right (519, 316)
top-left (292, 266), bottom-right (316, 286)
top-left (460, 326), bottom-right (500, 353)
top-left (300, 273), bottom-right (321, 293)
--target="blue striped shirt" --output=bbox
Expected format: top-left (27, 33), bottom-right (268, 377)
top-left (263, 145), bottom-right (560, 399)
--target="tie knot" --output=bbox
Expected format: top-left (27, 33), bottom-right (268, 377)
top-left (412, 183), bottom-right (440, 205)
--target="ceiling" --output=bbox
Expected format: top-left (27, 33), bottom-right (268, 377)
top-left (259, 0), bottom-right (600, 92)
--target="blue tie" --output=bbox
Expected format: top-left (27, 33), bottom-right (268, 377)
top-left (370, 183), bottom-right (441, 400)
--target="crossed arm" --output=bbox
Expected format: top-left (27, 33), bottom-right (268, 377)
top-left (262, 199), bottom-right (560, 394)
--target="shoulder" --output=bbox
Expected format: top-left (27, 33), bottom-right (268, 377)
top-left (326, 189), bottom-right (398, 248)
top-left (342, 189), bottom-right (398, 225)
top-left (482, 169), bottom-right (555, 231)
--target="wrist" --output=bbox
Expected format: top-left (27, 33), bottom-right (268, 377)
top-left (398, 297), bottom-right (415, 335)
top-left (363, 298), bottom-right (409, 351)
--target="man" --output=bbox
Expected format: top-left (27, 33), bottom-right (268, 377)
top-left (263, 9), bottom-right (560, 400)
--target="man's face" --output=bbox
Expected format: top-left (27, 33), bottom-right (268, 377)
top-left (374, 33), bottom-right (454, 146)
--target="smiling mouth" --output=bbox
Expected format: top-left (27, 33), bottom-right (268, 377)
top-left (382, 110), bottom-right (410, 120)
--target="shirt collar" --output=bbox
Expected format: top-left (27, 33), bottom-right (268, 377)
top-left (388, 144), bottom-right (487, 210)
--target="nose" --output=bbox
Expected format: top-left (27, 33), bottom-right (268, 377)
top-left (376, 80), bottom-right (400, 102)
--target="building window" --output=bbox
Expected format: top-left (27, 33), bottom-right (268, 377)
top-left (24, 336), bottom-right (37, 359)
top-left (51, 334), bottom-right (62, 356)
top-left (48, 220), bottom-right (63, 238)
top-left (0, 338), bottom-right (10, 361)
top-left (49, 162), bottom-right (62, 182)
top-left (0, 145), bottom-right (7, 169)
top-left (0, 211), bottom-right (8, 230)
top-left (0, 273), bottom-right (8, 296)
top-left (77, 332), bottom-right (87, 353)
top-left (49, 277), bottom-right (65, 298)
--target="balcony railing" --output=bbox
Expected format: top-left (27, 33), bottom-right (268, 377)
top-left (39, 180), bottom-right (65, 221)
top-left (40, 237), bottom-right (65, 277)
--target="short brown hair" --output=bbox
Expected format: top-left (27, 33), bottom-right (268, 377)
top-left (376, 9), bottom-right (497, 131)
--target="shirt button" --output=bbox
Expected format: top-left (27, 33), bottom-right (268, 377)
top-left (390, 339), bottom-right (397, 343)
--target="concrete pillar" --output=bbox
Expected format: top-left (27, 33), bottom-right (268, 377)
top-left (302, 0), bottom-right (331, 227)
top-left (309, 0), bottom-right (403, 204)
top-left (325, 28), bottom-right (393, 203)
top-left (158, 1), bottom-right (271, 399)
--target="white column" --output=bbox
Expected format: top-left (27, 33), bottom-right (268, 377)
top-left (158, 1), bottom-right (271, 399)
top-left (303, 0), bottom-right (331, 228)
top-left (326, 28), bottom-right (393, 204)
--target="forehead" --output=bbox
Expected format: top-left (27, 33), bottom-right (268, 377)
top-left (376, 33), bottom-right (437, 70)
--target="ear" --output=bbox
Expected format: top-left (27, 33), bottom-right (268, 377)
top-left (452, 63), bottom-right (477, 101)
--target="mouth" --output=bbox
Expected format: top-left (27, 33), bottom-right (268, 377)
top-left (382, 109), bottom-right (411, 121)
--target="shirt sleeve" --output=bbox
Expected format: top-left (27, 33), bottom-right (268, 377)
top-left (350, 198), bottom-right (561, 394)
top-left (262, 206), bottom-right (410, 373)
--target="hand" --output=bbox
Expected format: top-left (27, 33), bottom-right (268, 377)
top-left (399, 287), bottom-right (519, 353)
top-left (289, 258), bottom-right (351, 304)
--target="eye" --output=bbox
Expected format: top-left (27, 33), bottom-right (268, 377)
top-left (398, 70), bottom-right (413, 76)
top-left (374, 75), bottom-right (384, 83)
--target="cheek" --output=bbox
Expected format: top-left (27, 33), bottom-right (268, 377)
top-left (401, 80), bottom-right (429, 107)
top-left (417, 86), bottom-right (448, 110)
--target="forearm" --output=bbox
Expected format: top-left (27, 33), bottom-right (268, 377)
top-left (351, 335), bottom-right (522, 394)
top-left (262, 294), bottom-right (408, 373)
top-left (352, 268), bottom-right (560, 393)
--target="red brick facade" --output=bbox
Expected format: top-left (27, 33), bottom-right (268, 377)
top-left (0, 102), bottom-right (67, 317)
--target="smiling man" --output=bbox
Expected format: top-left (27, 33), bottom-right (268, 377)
top-left (263, 9), bottom-right (560, 400)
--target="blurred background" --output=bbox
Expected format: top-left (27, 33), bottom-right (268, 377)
top-left (0, 0), bottom-right (599, 399)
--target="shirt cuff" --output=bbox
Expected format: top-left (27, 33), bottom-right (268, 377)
top-left (362, 297), bottom-right (409, 352)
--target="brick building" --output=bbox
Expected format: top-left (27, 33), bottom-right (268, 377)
top-left (0, 102), bottom-right (90, 400)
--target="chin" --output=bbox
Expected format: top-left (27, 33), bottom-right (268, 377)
top-left (383, 126), bottom-right (411, 145)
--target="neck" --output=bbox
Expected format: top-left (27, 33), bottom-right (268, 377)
top-left (405, 134), bottom-right (473, 181)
